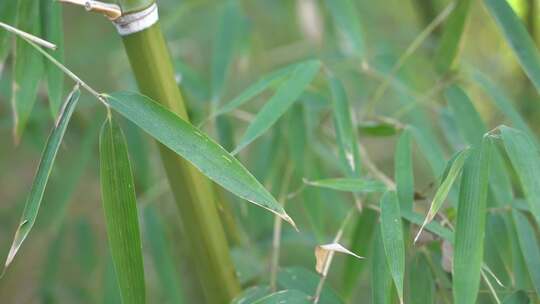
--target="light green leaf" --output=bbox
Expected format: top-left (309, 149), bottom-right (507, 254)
top-left (0, 0), bottom-right (18, 63)
top-left (12, 0), bottom-right (44, 140)
top-left (143, 207), bottom-right (184, 304)
top-left (358, 120), bottom-right (401, 137)
top-left (380, 191), bottom-right (405, 304)
top-left (99, 116), bottom-right (145, 304)
top-left (502, 290), bottom-right (529, 304)
top-left (105, 91), bottom-right (295, 226)
top-left (211, 0), bottom-right (243, 102)
top-left (445, 85), bottom-right (486, 146)
top-left (323, 0), bottom-right (365, 57)
top-left (214, 62), bottom-right (299, 117)
top-left (342, 209), bottom-right (378, 299)
top-left (395, 129), bottom-right (413, 212)
top-left (500, 126), bottom-right (540, 225)
top-left (471, 69), bottom-right (536, 144)
top-left (329, 74), bottom-right (361, 177)
top-left (304, 178), bottom-right (386, 193)
top-left (512, 210), bottom-right (540, 297)
top-left (453, 137), bottom-right (492, 304)
top-left (40, 0), bottom-right (64, 118)
top-left (232, 60), bottom-right (321, 154)
top-left (231, 285), bottom-right (271, 304)
top-left (408, 253), bottom-right (435, 304)
top-left (3, 85), bottom-right (79, 270)
top-left (434, 0), bottom-right (474, 73)
top-left (401, 209), bottom-right (454, 243)
top-left (253, 290), bottom-right (311, 304)
top-left (372, 230), bottom-right (394, 304)
top-left (484, 0), bottom-right (540, 93)
top-left (415, 148), bottom-right (469, 243)
top-left (278, 267), bottom-right (342, 304)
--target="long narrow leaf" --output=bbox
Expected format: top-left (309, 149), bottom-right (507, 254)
top-left (329, 75), bottom-right (361, 176)
top-left (484, 0), bottom-right (540, 93)
top-left (214, 63), bottom-right (299, 117)
top-left (304, 178), bottom-right (386, 193)
top-left (105, 91), bottom-right (295, 226)
top-left (3, 85), bottom-right (80, 270)
top-left (0, 0), bottom-right (18, 63)
top-left (12, 0), bottom-right (44, 140)
top-left (395, 129), bottom-right (413, 211)
top-left (323, 0), bottom-right (365, 57)
top-left (232, 60), bottom-right (321, 154)
top-left (372, 230), bottom-right (394, 304)
top-left (500, 126), bottom-right (540, 225)
top-left (453, 136), bottom-right (492, 304)
top-left (99, 116), bottom-right (145, 304)
top-left (512, 210), bottom-right (540, 297)
top-left (434, 0), bottom-right (474, 73)
top-left (415, 148), bottom-right (469, 243)
top-left (380, 191), bottom-right (405, 304)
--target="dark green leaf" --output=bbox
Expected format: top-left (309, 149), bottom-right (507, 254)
top-left (484, 0), bottom-right (540, 93)
top-left (40, 0), bottom-right (64, 118)
top-left (12, 0), bottom-right (44, 140)
top-left (434, 0), bottom-right (474, 73)
top-left (372, 230), bottom-right (394, 304)
top-left (277, 267), bottom-right (342, 304)
top-left (105, 91), bottom-right (295, 226)
top-left (0, 0), bottom-right (18, 63)
top-left (253, 289), bottom-right (311, 304)
top-left (3, 85), bottom-right (79, 270)
top-left (99, 116), bottom-right (145, 304)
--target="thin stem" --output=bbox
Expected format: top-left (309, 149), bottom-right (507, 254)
top-left (0, 21), bottom-right (108, 106)
top-left (363, 2), bottom-right (455, 117)
top-left (269, 163), bottom-right (294, 291)
top-left (481, 269), bottom-right (501, 304)
top-left (0, 21), bottom-right (57, 50)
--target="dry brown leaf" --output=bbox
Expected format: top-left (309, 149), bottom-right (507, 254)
top-left (315, 243), bottom-right (363, 275)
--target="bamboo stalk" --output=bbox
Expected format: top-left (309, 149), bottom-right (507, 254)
top-left (114, 1), bottom-right (241, 302)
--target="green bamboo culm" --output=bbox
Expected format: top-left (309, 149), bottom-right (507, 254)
top-left (114, 0), bottom-right (241, 302)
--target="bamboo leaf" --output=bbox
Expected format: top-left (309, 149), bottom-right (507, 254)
top-left (214, 62), bottom-right (299, 117)
top-left (500, 126), bottom-right (540, 225)
top-left (231, 286), bottom-right (271, 304)
top-left (105, 91), bottom-right (295, 227)
top-left (211, 0), bottom-right (243, 102)
top-left (329, 74), bottom-right (361, 176)
top-left (323, 0), bottom-right (365, 57)
top-left (99, 116), bottom-right (145, 304)
top-left (471, 70), bottom-right (536, 143)
top-left (3, 85), bottom-right (80, 270)
top-left (401, 209), bottom-right (455, 242)
top-left (512, 210), bottom-right (540, 297)
top-left (395, 128), bottom-right (413, 212)
top-left (380, 191), bottom-right (405, 304)
top-left (232, 60), bottom-right (321, 154)
top-left (252, 290), bottom-right (311, 304)
top-left (502, 290), bottom-right (529, 304)
top-left (0, 0), bottom-right (18, 63)
top-left (372, 230), bottom-right (394, 304)
top-left (445, 85), bottom-right (486, 145)
top-left (434, 0), bottom-right (474, 73)
top-left (278, 267), bottom-right (342, 304)
top-left (40, 0), bottom-right (64, 118)
top-left (484, 0), bottom-right (540, 93)
top-left (304, 178), bottom-right (386, 193)
top-left (453, 137), bottom-right (492, 304)
top-left (358, 120), bottom-right (402, 137)
top-left (314, 243), bottom-right (363, 274)
top-left (408, 253), bottom-right (435, 304)
top-left (342, 209), bottom-right (378, 298)
top-left (143, 207), bottom-right (184, 303)
top-left (12, 0), bottom-right (44, 140)
top-left (415, 148), bottom-right (469, 243)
